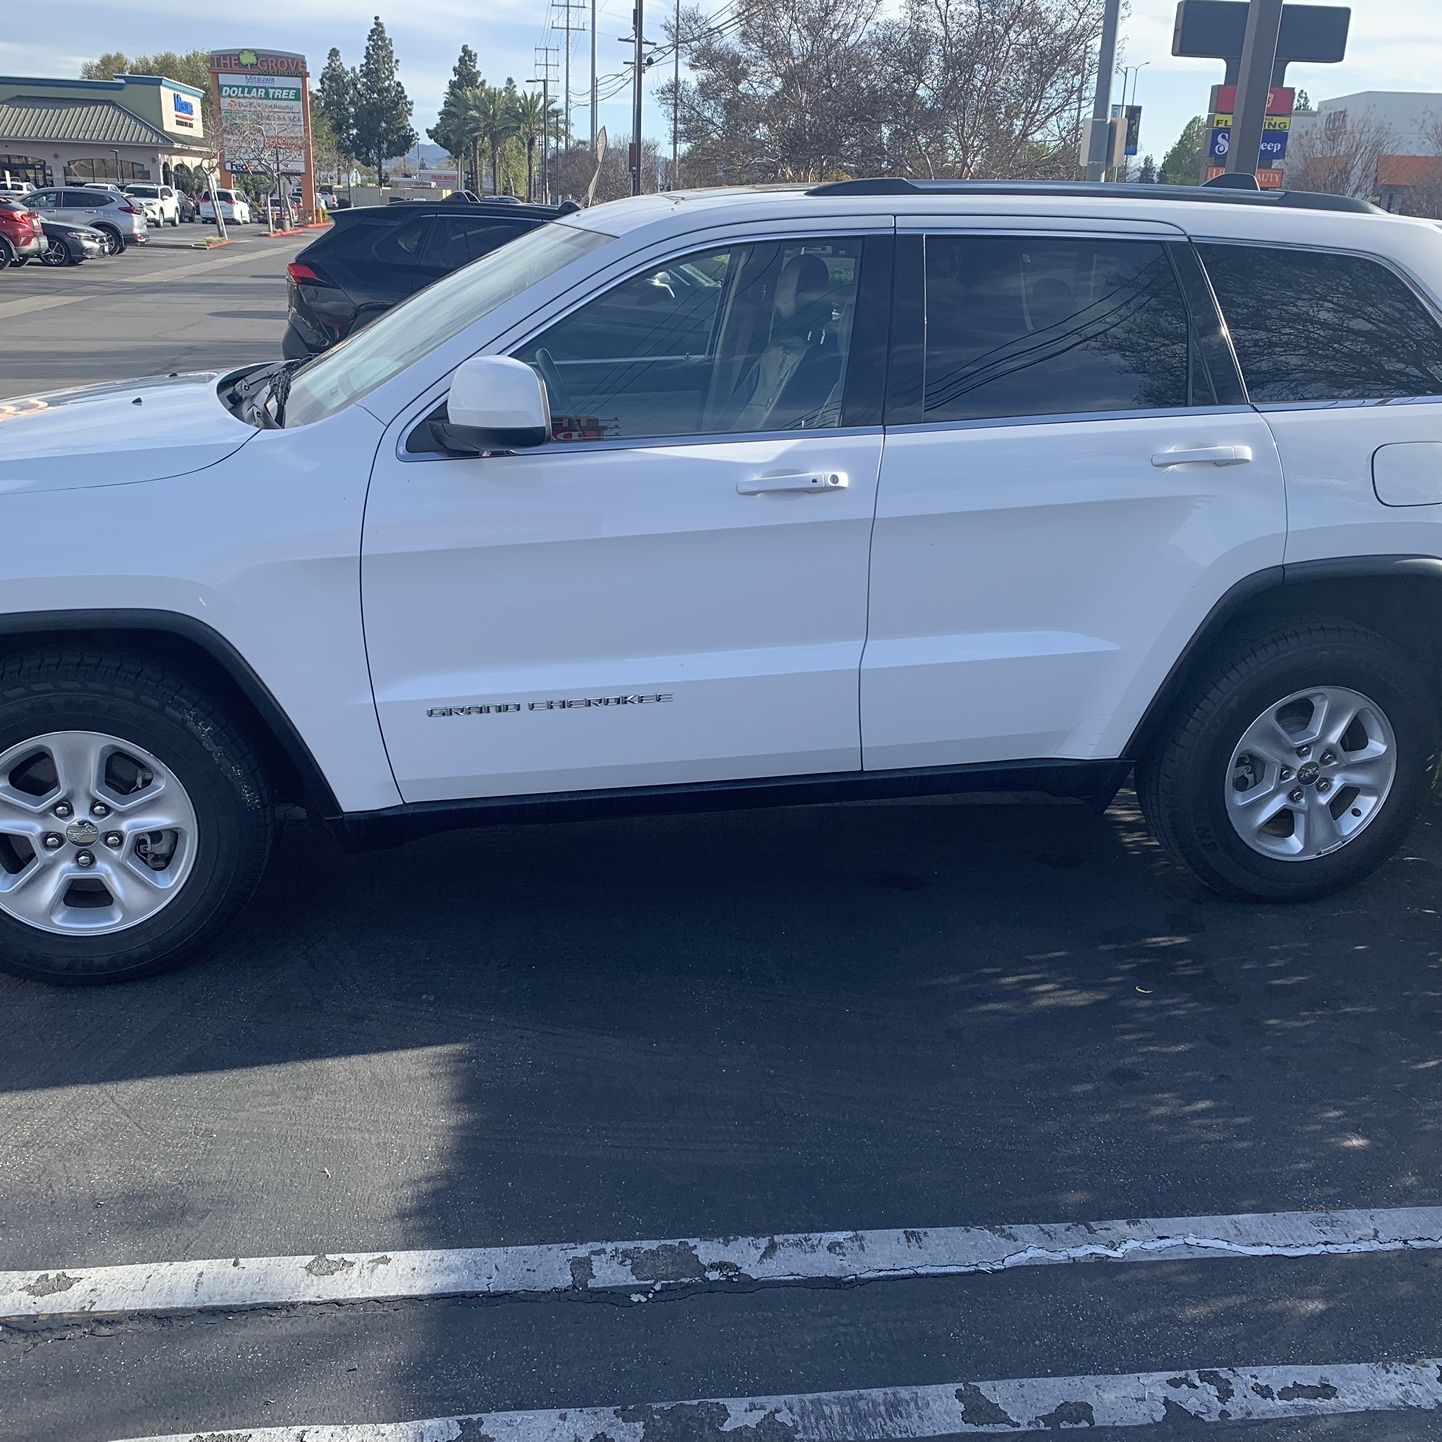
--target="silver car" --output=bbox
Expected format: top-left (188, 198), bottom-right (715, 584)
top-left (26, 186), bottom-right (149, 255)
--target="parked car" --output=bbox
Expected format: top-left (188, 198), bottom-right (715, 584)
top-left (177, 192), bottom-right (199, 224)
top-left (123, 182), bottom-right (181, 227)
top-left (7, 179), bottom-right (1442, 983)
top-left (24, 186), bottom-right (147, 254)
top-left (282, 197), bottom-right (576, 357)
top-left (317, 191), bottom-right (338, 211)
top-left (37, 218), bottom-right (106, 266)
top-left (0, 197), bottom-right (45, 268)
top-left (0, 179), bottom-right (34, 202)
top-left (198, 188), bottom-right (252, 226)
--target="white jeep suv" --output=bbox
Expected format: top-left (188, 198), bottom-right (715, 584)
top-left (2, 179), bottom-right (1442, 983)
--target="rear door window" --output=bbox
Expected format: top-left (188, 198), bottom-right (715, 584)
top-left (1198, 243), bottom-right (1442, 403)
top-left (920, 235), bottom-right (1201, 423)
top-left (371, 214), bottom-right (436, 267)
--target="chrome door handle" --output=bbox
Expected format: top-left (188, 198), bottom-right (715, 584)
top-left (737, 471), bottom-right (849, 495)
top-left (1151, 446), bottom-right (1253, 468)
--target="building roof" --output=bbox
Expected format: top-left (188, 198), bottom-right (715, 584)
top-left (0, 95), bottom-right (172, 147)
top-left (1377, 154), bottom-right (1442, 188)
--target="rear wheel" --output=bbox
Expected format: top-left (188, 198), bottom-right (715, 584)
top-left (1138, 622), bottom-right (1438, 900)
top-left (95, 224), bottom-right (123, 256)
top-left (0, 240), bottom-right (15, 270)
top-left (0, 653), bottom-right (273, 983)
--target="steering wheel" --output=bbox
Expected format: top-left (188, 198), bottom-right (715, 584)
top-left (531, 347), bottom-right (577, 424)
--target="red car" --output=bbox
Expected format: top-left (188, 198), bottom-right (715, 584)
top-left (0, 198), bottom-right (45, 268)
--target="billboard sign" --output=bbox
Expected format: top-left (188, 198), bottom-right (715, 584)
top-left (1174, 2), bottom-right (1350, 65)
top-left (210, 50), bottom-right (311, 179)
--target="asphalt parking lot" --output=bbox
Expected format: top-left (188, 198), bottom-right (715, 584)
top-left (2, 235), bottom-right (1442, 1441)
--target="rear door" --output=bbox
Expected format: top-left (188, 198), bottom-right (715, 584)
top-left (861, 222), bottom-right (1287, 771)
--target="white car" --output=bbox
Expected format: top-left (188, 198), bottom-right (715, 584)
top-left (3, 179), bottom-right (1442, 983)
top-left (123, 182), bottom-right (181, 227)
top-left (198, 187), bottom-right (252, 225)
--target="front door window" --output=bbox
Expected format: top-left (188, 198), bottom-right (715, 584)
top-left (513, 237), bottom-right (864, 442)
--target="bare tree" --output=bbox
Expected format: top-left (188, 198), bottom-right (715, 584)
top-left (663, 0), bottom-right (1102, 186)
top-left (223, 104), bottom-right (308, 229)
top-left (1286, 107), bottom-right (1397, 201)
top-left (887, 0), bottom-right (1105, 179)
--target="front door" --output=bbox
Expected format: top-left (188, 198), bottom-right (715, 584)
top-left (862, 225), bottom-right (1288, 770)
top-left (362, 230), bottom-right (891, 803)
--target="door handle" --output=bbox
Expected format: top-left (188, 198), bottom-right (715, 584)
top-left (737, 471), bottom-right (849, 495)
top-left (1151, 445), bottom-right (1253, 468)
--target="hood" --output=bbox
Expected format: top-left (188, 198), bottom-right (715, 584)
top-left (0, 372), bottom-right (257, 496)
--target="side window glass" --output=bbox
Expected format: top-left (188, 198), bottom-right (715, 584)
top-left (1199, 243), bottom-right (1442, 403)
top-left (513, 237), bottom-right (863, 441)
top-left (922, 235), bottom-right (1193, 423)
top-left (62, 190), bottom-right (95, 207)
top-left (457, 219), bottom-right (526, 263)
top-left (372, 215), bottom-right (434, 266)
top-left (29, 190), bottom-right (58, 210)
top-left (421, 216), bottom-right (473, 270)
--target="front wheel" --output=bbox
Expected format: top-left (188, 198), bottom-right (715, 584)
top-left (1138, 622), bottom-right (1438, 900)
top-left (0, 653), bottom-right (273, 983)
top-left (41, 238), bottom-right (69, 267)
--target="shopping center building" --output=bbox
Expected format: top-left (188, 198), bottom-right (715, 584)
top-left (0, 73), bottom-right (209, 188)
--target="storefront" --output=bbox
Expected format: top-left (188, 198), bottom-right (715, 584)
top-left (0, 74), bottom-right (209, 188)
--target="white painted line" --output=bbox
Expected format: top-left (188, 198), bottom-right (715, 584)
top-left (5, 1205), bottom-right (1442, 1322)
top-left (106, 1358), bottom-right (1442, 1441)
top-left (0, 241), bottom-right (282, 322)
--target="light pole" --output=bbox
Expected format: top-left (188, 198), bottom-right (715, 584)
top-left (1085, 0), bottom-right (1122, 183)
top-left (1114, 61), bottom-right (1150, 179)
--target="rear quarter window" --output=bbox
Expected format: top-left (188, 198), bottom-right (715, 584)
top-left (1199, 242), bottom-right (1442, 403)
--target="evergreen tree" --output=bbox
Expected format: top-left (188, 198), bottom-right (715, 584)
top-left (1137, 153), bottom-right (1157, 184)
top-left (352, 16), bottom-right (416, 184)
top-left (429, 46), bottom-right (485, 188)
top-left (317, 48), bottom-right (358, 165)
top-left (1159, 116), bottom-right (1208, 184)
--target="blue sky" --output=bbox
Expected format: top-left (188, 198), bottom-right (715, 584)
top-left (4, 0), bottom-right (1440, 169)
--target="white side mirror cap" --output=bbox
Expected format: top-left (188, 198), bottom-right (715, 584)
top-left (445, 355), bottom-right (550, 451)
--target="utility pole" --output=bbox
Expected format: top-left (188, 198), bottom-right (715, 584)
top-left (530, 46), bottom-right (559, 203)
top-left (590, 0), bottom-right (599, 150)
top-left (554, 0), bottom-right (586, 157)
top-left (631, 0), bottom-right (645, 194)
top-left (672, 0), bottom-right (680, 188)
top-left (1225, 0), bottom-right (1285, 178)
top-left (1085, 0), bottom-right (1122, 182)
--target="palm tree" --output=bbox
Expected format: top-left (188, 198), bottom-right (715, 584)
top-left (431, 84), bottom-right (485, 192)
top-left (476, 85), bottom-right (520, 196)
top-left (514, 91), bottom-right (546, 202)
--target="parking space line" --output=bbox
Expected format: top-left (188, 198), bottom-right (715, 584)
top-left (5, 1204), bottom-right (1442, 1322)
top-left (105, 1358), bottom-right (1442, 1441)
top-left (0, 242), bottom-right (285, 323)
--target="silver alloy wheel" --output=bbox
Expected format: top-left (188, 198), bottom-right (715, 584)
top-left (0, 731), bottom-right (198, 935)
top-left (1225, 686), bottom-right (1397, 862)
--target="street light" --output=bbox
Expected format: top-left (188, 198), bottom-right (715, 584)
top-left (1116, 62), bottom-right (1151, 114)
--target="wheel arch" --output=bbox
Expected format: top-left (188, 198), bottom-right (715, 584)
top-left (1127, 556), bottom-right (1442, 760)
top-left (0, 610), bottom-right (340, 815)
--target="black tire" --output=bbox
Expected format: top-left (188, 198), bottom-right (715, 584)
top-left (0, 239), bottom-right (13, 271)
top-left (1137, 622), bottom-right (1438, 901)
top-left (0, 652), bottom-right (273, 984)
top-left (40, 238), bottom-right (69, 267)
top-left (95, 224), bottom-right (123, 256)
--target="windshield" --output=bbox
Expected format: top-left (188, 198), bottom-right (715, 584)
top-left (284, 221), bottom-right (610, 428)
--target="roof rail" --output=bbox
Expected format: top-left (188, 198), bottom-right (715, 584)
top-left (804, 178), bottom-right (1381, 215)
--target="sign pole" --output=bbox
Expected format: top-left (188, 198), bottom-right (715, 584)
top-left (1224, 0), bottom-right (1285, 176)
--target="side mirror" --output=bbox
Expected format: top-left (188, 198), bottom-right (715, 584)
top-left (433, 355), bottom-right (551, 455)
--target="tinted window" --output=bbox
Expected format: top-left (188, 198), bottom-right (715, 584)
top-left (62, 190), bottom-right (99, 206)
top-left (514, 237), bottom-right (862, 441)
top-left (922, 236), bottom-right (1195, 422)
top-left (1199, 243), bottom-right (1442, 403)
top-left (421, 216), bottom-right (526, 269)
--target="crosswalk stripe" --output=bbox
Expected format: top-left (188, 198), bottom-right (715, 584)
top-left (106, 1358), bottom-right (1442, 1441)
top-left (4, 1204), bottom-right (1442, 1322)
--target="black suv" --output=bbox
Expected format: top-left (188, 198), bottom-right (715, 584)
top-left (283, 197), bottom-right (578, 357)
